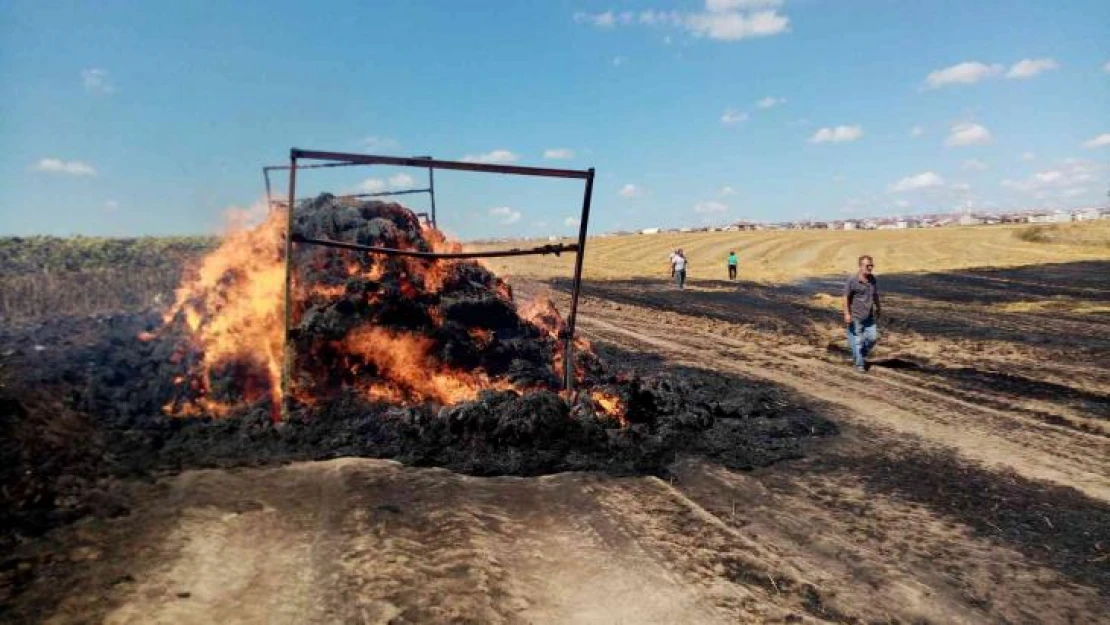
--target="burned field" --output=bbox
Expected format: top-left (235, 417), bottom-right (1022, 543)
top-left (0, 196), bottom-right (835, 551)
top-left (6, 202), bottom-right (1109, 623)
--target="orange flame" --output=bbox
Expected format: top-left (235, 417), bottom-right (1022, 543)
top-left (157, 198), bottom-right (593, 421)
top-left (343, 326), bottom-right (511, 404)
top-left (162, 202), bottom-right (286, 418)
top-left (590, 390), bottom-right (628, 427)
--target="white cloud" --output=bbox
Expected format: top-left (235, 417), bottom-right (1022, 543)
top-left (706, 0), bottom-right (784, 11)
top-left (81, 68), bottom-right (114, 95)
top-left (619, 183), bottom-right (644, 198)
top-left (637, 10), bottom-right (683, 26)
top-left (721, 108), bottom-right (749, 125)
top-left (33, 158), bottom-right (96, 176)
top-left (388, 173), bottom-right (415, 189)
top-left (1020, 152), bottom-right (1036, 161)
top-left (894, 199), bottom-right (910, 209)
top-left (543, 148), bottom-right (575, 160)
top-left (564, 216), bottom-right (580, 227)
top-left (756, 96), bottom-right (786, 109)
top-left (923, 61), bottom-right (1003, 89)
top-left (361, 136), bottom-right (398, 151)
top-left (612, 56), bottom-right (627, 67)
top-left (580, 4), bottom-right (790, 42)
top-left (104, 199), bottom-right (119, 211)
top-left (962, 159), bottom-right (989, 171)
top-left (359, 178), bottom-right (386, 193)
top-left (573, 11), bottom-right (616, 28)
top-left (1002, 159), bottom-right (1103, 194)
top-left (945, 122), bottom-right (991, 147)
top-left (889, 172), bottom-right (945, 192)
top-left (1104, 60), bottom-right (1110, 73)
top-left (461, 149), bottom-right (518, 164)
top-left (1082, 133), bottom-right (1110, 148)
top-left (489, 206), bottom-right (522, 225)
top-left (910, 125), bottom-right (925, 138)
top-left (809, 125), bottom-right (863, 143)
top-left (694, 200), bottom-right (728, 213)
top-left (1006, 58), bottom-right (1059, 79)
top-left (719, 186), bottom-right (737, 196)
top-left (685, 10), bottom-right (789, 41)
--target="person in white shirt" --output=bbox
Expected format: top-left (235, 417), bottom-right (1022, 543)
top-left (672, 249), bottom-right (688, 290)
top-left (668, 249), bottom-right (679, 277)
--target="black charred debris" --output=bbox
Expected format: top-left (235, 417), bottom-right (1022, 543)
top-left (0, 195), bottom-right (837, 542)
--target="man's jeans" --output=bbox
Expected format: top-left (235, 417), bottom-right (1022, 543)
top-left (847, 316), bottom-right (878, 367)
top-left (675, 269), bottom-right (686, 289)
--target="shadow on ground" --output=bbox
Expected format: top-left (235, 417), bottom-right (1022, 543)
top-left (816, 436), bottom-right (1110, 594)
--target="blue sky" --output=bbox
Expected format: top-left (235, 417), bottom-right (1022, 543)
top-left (1, 0), bottom-right (1108, 239)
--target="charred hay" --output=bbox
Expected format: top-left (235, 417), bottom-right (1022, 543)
top-left (0, 195), bottom-right (837, 544)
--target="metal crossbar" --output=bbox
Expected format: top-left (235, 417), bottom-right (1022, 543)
top-left (291, 234), bottom-right (578, 259)
top-left (280, 148), bottom-right (595, 420)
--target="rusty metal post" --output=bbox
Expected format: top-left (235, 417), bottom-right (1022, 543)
top-left (263, 167), bottom-right (274, 213)
top-left (563, 168), bottom-right (595, 392)
top-left (280, 154), bottom-right (298, 421)
top-left (428, 163), bottom-right (437, 229)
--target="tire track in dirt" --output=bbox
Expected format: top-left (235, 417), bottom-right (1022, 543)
top-left (577, 311), bottom-right (1110, 502)
top-left (29, 459), bottom-right (863, 625)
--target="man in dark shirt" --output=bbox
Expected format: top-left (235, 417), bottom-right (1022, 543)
top-left (843, 255), bottom-right (881, 372)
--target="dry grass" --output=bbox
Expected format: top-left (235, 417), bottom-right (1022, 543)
top-left (0, 236), bottom-right (215, 323)
top-left (478, 221), bottom-right (1110, 283)
top-left (1015, 222), bottom-right (1110, 247)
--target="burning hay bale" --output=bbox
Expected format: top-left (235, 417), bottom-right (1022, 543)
top-left (288, 195), bottom-right (568, 405)
top-left (155, 194), bottom-right (585, 417)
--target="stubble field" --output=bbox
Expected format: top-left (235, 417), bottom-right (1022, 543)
top-left (480, 220), bottom-right (1110, 283)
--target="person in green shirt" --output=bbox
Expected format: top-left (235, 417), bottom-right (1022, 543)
top-left (727, 250), bottom-right (738, 281)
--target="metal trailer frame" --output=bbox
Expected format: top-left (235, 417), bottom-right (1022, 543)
top-left (280, 148), bottom-right (595, 420)
top-left (264, 156), bottom-right (439, 227)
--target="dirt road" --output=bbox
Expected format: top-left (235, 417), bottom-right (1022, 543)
top-left (5, 263), bottom-right (1109, 624)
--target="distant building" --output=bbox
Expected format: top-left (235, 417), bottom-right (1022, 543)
top-left (1027, 213), bottom-right (1053, 223)
top-left (641, 227), bottom-right (661, 235)
top-left (958, 214), bottom-right (983, 226)
top-left (842, 220), bottom-right (858, 230)
top-left (1074, 208), bottom-right (1101, 221)
top-left (727, 221), bottom-right (760, 231)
